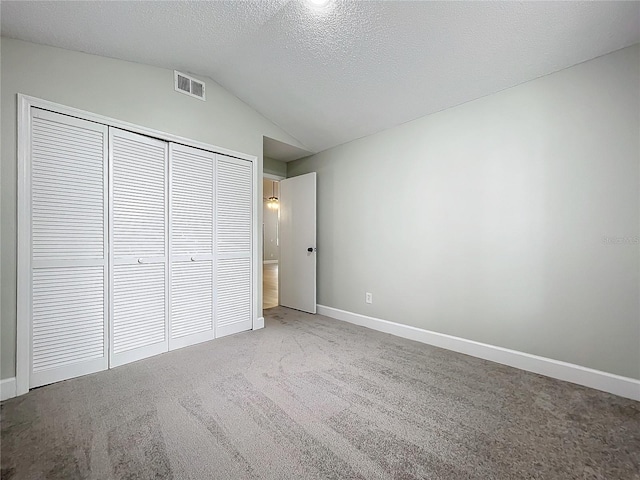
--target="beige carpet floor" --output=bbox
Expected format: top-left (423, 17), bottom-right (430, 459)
top-left (1, 306), bottom-right (639, 479)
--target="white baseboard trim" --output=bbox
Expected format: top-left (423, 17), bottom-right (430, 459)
top-left (1, 377), bottom-right (17, 401)
top-left (317, 305), bottom-right (640, 402)
top-left (263, 260), bottom-right (278, 265)
top-left (254, 316), bottom-right (265, 330)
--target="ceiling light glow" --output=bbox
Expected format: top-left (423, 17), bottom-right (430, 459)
top-left (305, 0), bottom-right (332, 11)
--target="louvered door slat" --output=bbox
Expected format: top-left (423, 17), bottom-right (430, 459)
top-left (169, 144), bottom-right (215, 350)
top-left (215, 156), bottom-right (253, 338)
top-left (171, 146), bottom-right (213, 256)
top-left (110, 129), bottom-right (168, 367)
top-left (216, 258), bottom-right (252, 326)
top-left (217, 159), bottom-right (252, 255)
top-left (112, 131), bottom-right (166, 258)
top-left (32, 266), bottom-right (105, 371)
top-left (111, 264), bottom-right (166, 365)
top-left (29, 109), bottom-right (108, 388)
top-left (171, 262), bottom-right (213, 340)
top-left (32, 116), bottom-right (105, 261)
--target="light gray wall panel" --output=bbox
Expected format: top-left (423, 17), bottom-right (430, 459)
top-left (288, 45), bottom-right (640, 379)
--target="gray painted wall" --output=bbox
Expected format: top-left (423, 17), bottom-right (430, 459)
top-left (264, 156), bottom-right (287, 177)
top-left (0, 38), bottom-right (306, 380)
top-left (289, 45), bottom-right (640, 379)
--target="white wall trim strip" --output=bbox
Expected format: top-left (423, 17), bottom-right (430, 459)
top-left (317, 305), bottom-right (640, 401)
top-left (1, 378), bottom-right (17, 401)
top-left (254, 316), bottom-right (265, 330)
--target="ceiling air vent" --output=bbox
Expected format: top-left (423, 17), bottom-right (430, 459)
top-left (174, 71), bottom-right (206, 101)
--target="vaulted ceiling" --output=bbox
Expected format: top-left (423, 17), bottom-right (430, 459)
top-left (2, 1), bottom-right (639, 154)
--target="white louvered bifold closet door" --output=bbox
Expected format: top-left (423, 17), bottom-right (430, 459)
top-left (29, 109), bottom-right (109, 388)
top-left (169, 144), bottom-right (215, 349)
top-left (110, 128), bottom-right (169, 367)
top-left (215, 155), bottom-right (253, 337)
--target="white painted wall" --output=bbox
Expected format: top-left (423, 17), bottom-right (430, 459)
top-left (288, 45), bottom-right (640, 379)
top-left (0, 38), bottom-right (306, 380)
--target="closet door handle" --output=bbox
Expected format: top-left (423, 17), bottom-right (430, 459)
top-left (134, 256), bottom-right (164, 264)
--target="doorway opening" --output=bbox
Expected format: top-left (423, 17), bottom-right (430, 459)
top-left (262, 135), bottom-right (313, 312)
top-left (263, 177), bottom-right (281, 309)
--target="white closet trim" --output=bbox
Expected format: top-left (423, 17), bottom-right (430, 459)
top-left (16, 94), bottom-right (259, 397)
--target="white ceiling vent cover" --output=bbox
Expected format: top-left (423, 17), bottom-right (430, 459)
top-left (174, 71), bottom-right (206, 101)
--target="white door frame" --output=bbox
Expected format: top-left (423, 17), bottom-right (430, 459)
top-left (261, 173), bottom-right (285, 310)
top-left (16, 94), bottom-right (260, 396)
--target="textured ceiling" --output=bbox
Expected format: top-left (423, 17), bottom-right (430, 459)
top-left (2, 1), bottom-right (639, 153)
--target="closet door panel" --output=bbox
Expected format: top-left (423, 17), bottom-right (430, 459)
top-left (110, 128), bottom-right (168, 367)
top-left (111, 264), bottom-right (167, 366)
top-left (29, 108), bottom-right (108, 388)
top-left (112, 133), bottom-right (166, 258)
top-left (171, 146), bottom-right (214, 257)
top-left (216, 257), bottom-right (252, 337)
top-left (169, 144), bottom-right (215, 349)
top-left (216, 159), bottom-right (252, 255)
top-left (32, 266), bottom-right (106, 386)
top-left (215, 155), bottom-right (253, 338)
top-left (170, 261), bottom-right (213, 348)
top-left (32, 113), bottom-right (105, 260)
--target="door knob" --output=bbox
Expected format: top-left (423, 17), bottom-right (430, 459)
top-left (307, 247), bottom-right (315, 252)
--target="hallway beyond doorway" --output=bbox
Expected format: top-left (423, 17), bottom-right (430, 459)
top-left (263, 263), bottom-right (278, 309)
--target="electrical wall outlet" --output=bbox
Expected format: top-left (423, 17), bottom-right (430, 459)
top-left (365, 292), bottom-right (373, 304)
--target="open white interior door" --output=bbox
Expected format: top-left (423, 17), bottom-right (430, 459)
top-left (279, 172), bottom-right (317, 313)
